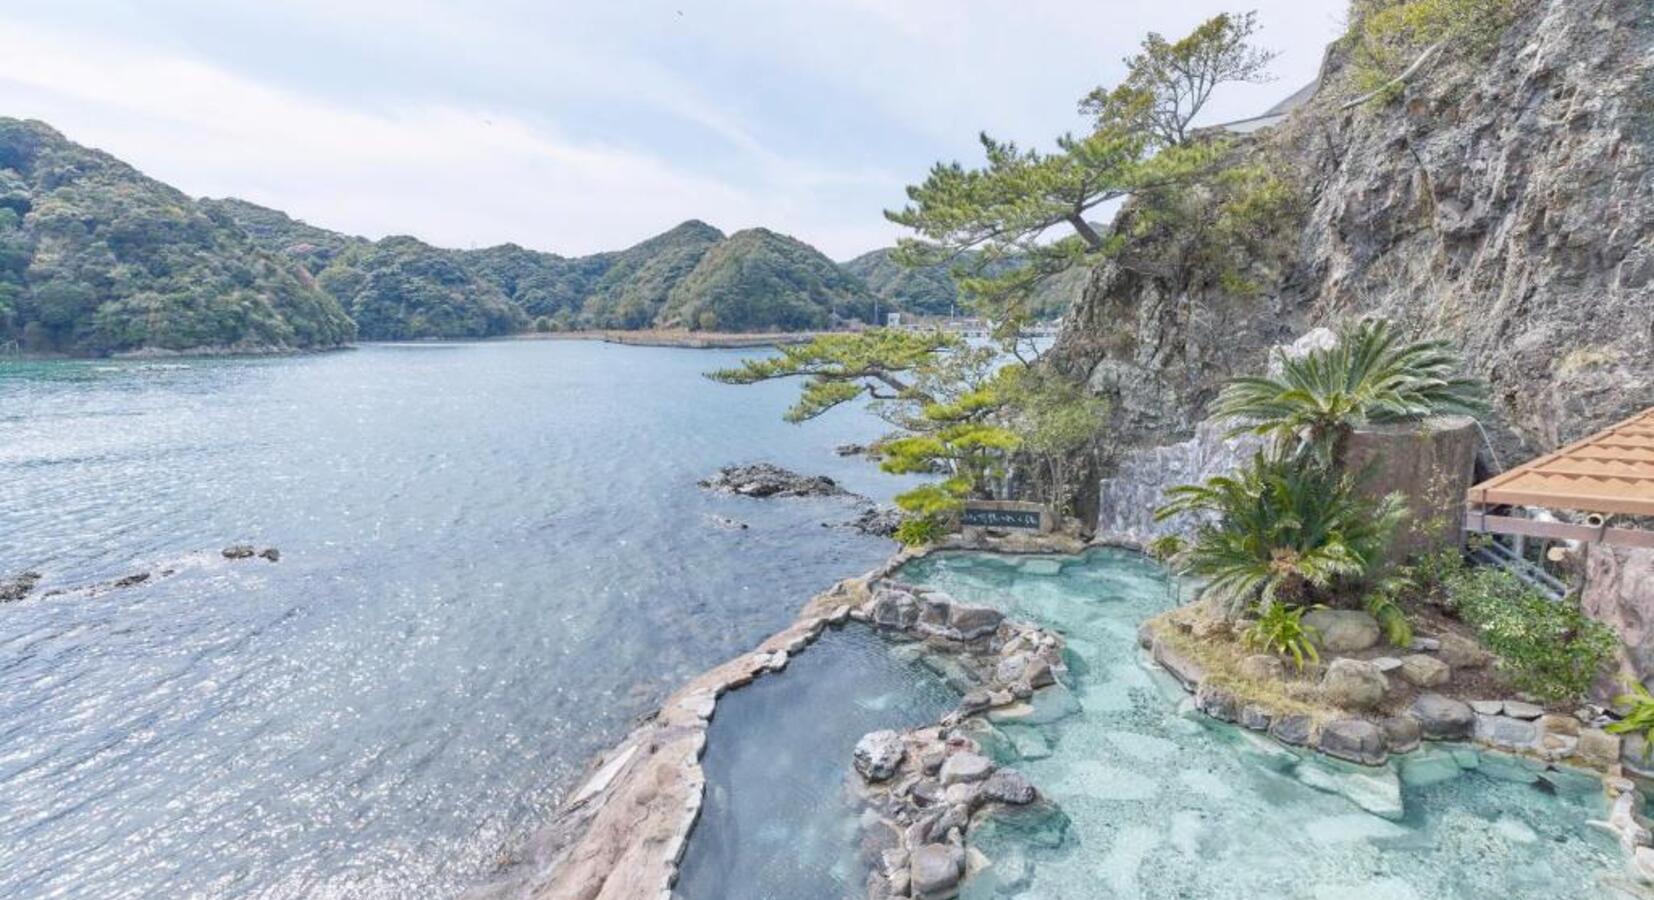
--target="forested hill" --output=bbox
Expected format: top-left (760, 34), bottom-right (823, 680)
top-left (843, 247), bottom-right (1086, 320)
top-left (0, 118), bottom-right (893, 354)
top-left (0, 119), bottom-right (356, 355)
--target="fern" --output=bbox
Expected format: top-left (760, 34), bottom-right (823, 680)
top-left (1241, 604), bottom-right (1322, 672)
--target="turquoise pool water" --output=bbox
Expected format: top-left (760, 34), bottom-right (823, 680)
top-left (896, 550), bottom-right (1633, 900)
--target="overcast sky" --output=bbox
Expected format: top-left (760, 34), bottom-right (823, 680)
top-left (0, 1), bottom-right (1347, 259)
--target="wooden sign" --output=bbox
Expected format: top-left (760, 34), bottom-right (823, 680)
top-left (961, 502), bottom-right (1047, 531)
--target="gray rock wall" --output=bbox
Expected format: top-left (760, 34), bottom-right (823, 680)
top-left (1582, 545), bottom-right (1654, 690)
top-left (1095, 418), bottom-right (1262, 546)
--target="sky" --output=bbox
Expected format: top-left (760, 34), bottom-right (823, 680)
top-left (0, 1), bottom-right (1348, 259)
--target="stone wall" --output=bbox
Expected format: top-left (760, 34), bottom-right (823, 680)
top-left (1094, 417), bottom-right (1262, 546)
top-left (1583, 545), bottom-right (1654, 690)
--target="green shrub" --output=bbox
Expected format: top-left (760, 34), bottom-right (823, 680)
top-left (894, 514), bottom-right (948, 548)
top-left (1154, 452), bottom-right (1406, 616)
top-left (1443, 566), bottom-right (1616, 703)
top-left (1241, 603), bottom-right (1321, 671)
top-left (1608, 681), bottom-right (1654, 757)
top-left (1363, 585), bottom-right (1415, 648)
top-left (1347, 0), bottom-right (1524, 100)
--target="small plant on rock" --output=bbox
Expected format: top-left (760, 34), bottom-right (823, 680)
top-left (1608, 681), bottom-right (1654, 758)
top-left (1362, 581), bottom-right (1415, 648)
top-left (1241, 603), bottom-right (1321, 672)
top-left (894, 514), bottom-right (948, 548)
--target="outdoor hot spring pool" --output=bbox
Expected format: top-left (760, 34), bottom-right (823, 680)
top-left (674, 549), bottom-right (1633, 900)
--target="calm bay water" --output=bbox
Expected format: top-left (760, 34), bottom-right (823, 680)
top-left (0, 340), bottom-right (906, 899)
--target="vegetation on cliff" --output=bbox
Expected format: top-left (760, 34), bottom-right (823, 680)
top-left (0, 119), bottom-right (355, 355)
top-left (317, 236), bottom-right (528, 340)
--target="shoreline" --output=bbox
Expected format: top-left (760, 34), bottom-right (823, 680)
top-left (505, 329), bottom-right (827, 349)
top-left (0, 330), bottom-right (828, 362)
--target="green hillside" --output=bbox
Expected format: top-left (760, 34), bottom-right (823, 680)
top-left (661, 228), bottom-right (877, 331)
top-left (317, 236), bottom-right (527, 340)
top-left (0, 119), bottom-right (355, 355)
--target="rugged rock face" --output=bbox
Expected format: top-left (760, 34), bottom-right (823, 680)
top-left (1053, 0), bottom-right (1653, 471)
top-left (698, 463), bottom-right (849, 498)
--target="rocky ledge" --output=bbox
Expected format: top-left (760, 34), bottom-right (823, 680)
top-left (698, 463), bottom-right (849, 498)
top-left (846, 581), bottom-right (1071, 900)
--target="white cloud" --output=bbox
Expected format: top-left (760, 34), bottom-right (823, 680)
top-left (0, 2), bottom-right (1348, 258)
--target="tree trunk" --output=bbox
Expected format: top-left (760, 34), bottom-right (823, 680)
top-left (1067, 215), bottom-right (1106, 252)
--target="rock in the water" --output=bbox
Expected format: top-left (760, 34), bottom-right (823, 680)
top-left (1409, 693), bottom-right (1475, 740)
top-left (1321, 658), bottom-right (1389, 710)
top-left (1194, 683), bottom-right (1240, 722)
top-left (939, 752), bottom-right (993, 785)
top-left (704, 514), bottom-right (749, 530)
top-left (1295, 759), bottom-right (1404, 820)
top-left (222, 544), bottom-right (256, 559)
top-left (258, 547), bottom-right (280, 562)
top-left (910, 843), bottom-right (964, 899)
top-left (1303, 609), bottom-right (1382, 653)
top-left (981, 769), bottom-right (1037, 805)
top-left (1398, 654), bottom-right (1450, 688)
top-left (855, 730), bottom-right (906, 782)
top-left (1239, 704), bottom-right (1274, 731)
top-left (698, 463), bottom-right (849, 498)
top-left (1, 570), bottom-right (41, 602)
top-left (1317, 718), bottom-right (1387, 766)
top-left (1474, 714), bottom-right (1540, 750)
top-left (847, 504), bottom-right (903, 537)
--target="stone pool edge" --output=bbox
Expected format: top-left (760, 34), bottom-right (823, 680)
top-left (465, 534), bottom-right (1089, 900)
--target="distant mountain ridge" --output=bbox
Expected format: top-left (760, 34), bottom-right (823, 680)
top-left (0, 118), bottom-right (1077, 356)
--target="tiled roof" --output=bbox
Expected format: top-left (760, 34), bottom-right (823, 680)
top-left (1468, 407), bottom-right (1654, 516)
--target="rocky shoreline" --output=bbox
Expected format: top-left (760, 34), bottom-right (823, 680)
top-left (473, 535), bottom-right (1654, 899)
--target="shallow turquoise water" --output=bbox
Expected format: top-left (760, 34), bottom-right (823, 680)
top-left (897, 550), bottom-right (1630, 900)
top-left (0, 342), bottom-right (912, 898)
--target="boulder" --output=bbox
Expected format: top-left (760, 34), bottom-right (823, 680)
top-left (910, 843), bottom-right (965, 899)
top-left (1398, 654), bottom-right (1451, 688)
top-left (0, 570), bottom-right (42, 602)
top-left (1321, 659), bottom-right (1389, 710)
top-left (1578, 727), bottom-right (1621, 767)
top-left (1238, 654), bottom-right (1286, 682)
top-left (1436, 633), bottom-right (1493, 669)
top-left (221, 544), bottom-right (256, 559)
top-left (1269, 714), bottom-right (1314, 747)
top-left (1409, 693), bottom-right (1475, 740)
top-left (1239, 704), bottom-right (1274, 731)
top-left (1194, 683), bottom-right (1240, 722)
top-left (1317, 718), bottom-right (1388, 766)
top-left (980, 769), bottom-right (1037, 805)
top-left (1303, 609), bottom-right (1382, 653)
top-left (855, 730), bottom-right (906, 782)
top-left (1502, 700), bottom-right (1544, 720)
top-left (939, 752), bottom-right (993, 785)
top-left (870, 588), bottom-right (920, 630)
top-left (1150, 635), bottom-right (1207, 689)
top-left (1371, 656), bottom-right (1404, 674)
top-left (1380, 716), bottom-right (1422, 754)
top-left (1475, 714), bottom-right (1540, 750)
top-left (949, 604), bottom-right (1004, 640)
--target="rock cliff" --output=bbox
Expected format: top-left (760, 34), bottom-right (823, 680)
top-left (1052, 0), bottom-right (1653, 475)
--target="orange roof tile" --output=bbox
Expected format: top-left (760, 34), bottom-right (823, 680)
top-left (1468, 407), bottom-right (1654, 517)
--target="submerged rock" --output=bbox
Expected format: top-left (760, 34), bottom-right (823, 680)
top-left (221, 544), bottom-right (256, 559)
top-left (846, 504), bottom-right (902, 537)
top-left (698, 463), bottom-right (849, 498)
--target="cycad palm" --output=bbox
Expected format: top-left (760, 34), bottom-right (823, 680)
top-left (1155, 453), bottom-right (1407, 616)
top-left (1213, 318), bottom-right (1485, 469)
